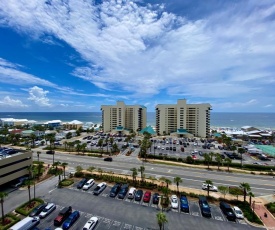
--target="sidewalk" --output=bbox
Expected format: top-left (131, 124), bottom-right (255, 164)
top-left (253, 201), bottom-right (275, 230)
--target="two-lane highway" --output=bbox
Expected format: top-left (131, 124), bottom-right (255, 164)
top-left (37, 151), bottom-right (275, 196)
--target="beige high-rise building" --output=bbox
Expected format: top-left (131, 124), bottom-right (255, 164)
top-left (101, 101), bottom-right (147, 133)
top-left (155, 99), bottom-right (211, 137)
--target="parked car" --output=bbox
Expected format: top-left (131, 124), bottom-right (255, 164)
top-left (201, 183), bottom-right (218, 192)
top-left (93, 182), bottom-right (107, 195)
top-left (128, 187), bottom-right (136, 199)
top-left (180, 195), bottom-right (189, 213)
top-left (118, 184), bottom-right (129, 199)
top-left (143, 191), bottom-right (151, 203)
top-left (152, 193), bottom-right (159, 204)
top-left (29, 203), bottom-right (47, 217)
top-left (134, 190), bottom-right (144, 201)
top-left (220, 201), bottom-right (236, 221)
top-left (82, 216), bottom-right (98, 230)
top-left (109, 183), bottom-right (122, 197)
top-left (233, 206), bottom-right (244, 219)
top-left (62, 210), bottom-right (80, 230)
top-left (11, 176), bottom-right (28, 188)
top-left (54, 206), bottom-right (72, 226)
top-left (39, 203), bottom-right (56, 218)
top-left (170, 195), bottom-right (179, 209)
top-left (104, 157), bottom-right (113, 161)
top-left (10, 216), bottom-right (40, 230)
top-left (82, 179), bottom-right (95, 190)
top-left (77, 178), bottom-right (88, 189)
top-left (198, 196), bottom-right (211, 217)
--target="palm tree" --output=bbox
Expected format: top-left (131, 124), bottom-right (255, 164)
top-left (76, 143), bottom-right (82, 155)
top-left (215, 154), bottom-right (222, 170)
top-left (159, 177), bottom-right (172, 189)
top-left (138, 166), bottom-right (145, 182)
top-left (98, 139), bottom-right (104, 156)
top-left (218, 186), bottom-right (229, 199)
top-left (205, 179), bottom-right (213, 197)
top-left (238, 147), bottom-right (245, 168)
top-left (61, 162), bottom-right (68, 179)
top-left (64, 141), bottom-right (68, 151)
top-left (203, 154), bottom-right (211, 169)
top-left (109, 137), bottom-right (114, 154)
top-left (81, 143), bottom-right (87, 155)
top-left (52, 161), bottom-right (61, 175)
top-left (224, 158), bottom-right (232, 172)
top-left (37, 151), bottom-right (41, 162)
top-left (30, 133), bottom-right (36, 148)
top-left (37, 162), bottom-right (44, 179)
top-left (173, 177), bottom-right (182, 194)
top-left (25, 179), bottom-right (33, 203)
top-left (240, 182), bottom-right (251, 202)
top-left (130, 168), bottom-right (138, 183)
top-left (0, 192), bottom-right (8, 225)
top-left (156, 212), bottom-right (168, 230)
top-left (105, 137), bottom-right (109, 153)
top-left (248, 191), bottom-right (254, 206)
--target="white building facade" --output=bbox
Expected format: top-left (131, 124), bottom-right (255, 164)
top-left (101, 101), bottom-right (147, 133)
top-left (155, 99), bottom-right (211, 138)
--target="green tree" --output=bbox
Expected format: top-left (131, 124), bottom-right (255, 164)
top-left (0, 192), bottom-right (8, 225)
top-left (138, 166), bottom-right (145, 182)
top-left (81, 143), bottom-right (87, 155)
top-left (98, 139), bottom-right (104, 155)
top-left (61, 162), bottom-right (68, 179)
top-left (218, 185), bottom-right (229, 199)
top-left (109, 137), bottom-right (114, 154)
top-left (37, 162), bottom-right (44, 179)
top-left (30, 133), bottom-right (36, 148)
top-left (76, 165), bottom-right (83, 172)
top-left (240, 182), bottom-right (251, 202)
top-left (156, 212), bottom-right (168, 230)
top-left (130, 168), bottom-right (138, 183)
top-left (66, 132), bottom-right (72, 139)
top-left (238, 147), bottom-right (245, 167)
top-left (248, 191), bottom-right (254, 206)
top-left (215, 154), bottom-right (222, 170)
top-left (224, 158), bottom-right (232, 172)
top-left (205, 179), bottom-right (213, 197)
top-left (87, 166), bottom-right (96, 173)
top-left (173, 177), bottom-right (182, 194)
top-left (52, 161), bottom-right (61, 175)
top-left (203, 154), bottom-right (211, 169)
top-left (231, 145), bottom-right (237, 153)
top-left (75, 143), bottom-right (82, 155)
top-left (105, 137), bottom-right (109, 153)
top-left (159, 177), bottom-right (171, 189)
top-left (24, 179), bottom-right (33, 203)
top-left (229, 186), bottom-right (243, 200)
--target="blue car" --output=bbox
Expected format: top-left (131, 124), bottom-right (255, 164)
top-left (62, 210), bottom-right (80, 230)
top-left (180, 195), bottom-right (189, 213)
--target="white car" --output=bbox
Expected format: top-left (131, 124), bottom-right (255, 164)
top-left (83, 179), bottom-right (95, 190)
top-left (201, 183), bottom-right (218, 192)
top-left (233, 206), bottom-right (244, 219)
top-left (82, 216), bottom-right (98, 230)
top-left (170, 195), bottom-right (179, 209)
top-left (39, 203), bottom-right (56, 218)
top-left (93, 182), bottom-right (107, 195)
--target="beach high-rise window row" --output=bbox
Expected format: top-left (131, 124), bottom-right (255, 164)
top-left (101, 99), bottom-right (212, 138)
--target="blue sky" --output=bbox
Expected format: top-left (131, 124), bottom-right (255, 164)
top-left (0, 0), bottom-right (275, 112)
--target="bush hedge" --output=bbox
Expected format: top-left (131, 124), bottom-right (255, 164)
top-left (15, 198), bottom-right (44, 216)
top-left (265, 202), bottom-right (275, 214)
top-left (59, 179), bottom-right (74, 187)
top-left (0, 213), bottom-right (20, 230)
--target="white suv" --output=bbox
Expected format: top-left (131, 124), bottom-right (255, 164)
top-left (83, 179), bottom-right (95, 190)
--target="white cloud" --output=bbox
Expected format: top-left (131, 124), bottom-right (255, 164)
top-left (0, 96), bottom-right (28, 108)
top-left (264, 104), bottom-right (273, 108)
top-left (28, 86), bottom-right (51, 107)
top-left (0, 0), bottom-right (275, 110)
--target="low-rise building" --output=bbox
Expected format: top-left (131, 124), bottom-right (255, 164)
top-left (63, 120), bottom-right (83, 130)
top-left (0, 151), bottom-right (32, 186)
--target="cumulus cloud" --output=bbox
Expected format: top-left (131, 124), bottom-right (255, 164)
top-left (28, 86), bottom-right (51, 106)
top-left (0, 96), bottom-right (28, 108)
top-left (0, 0), bottom-right (275, 110)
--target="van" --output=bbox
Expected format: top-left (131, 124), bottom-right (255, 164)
top-left (10, 216), bottom-right (40, 230)
top-left (128, 187), bottom-right (136, 199)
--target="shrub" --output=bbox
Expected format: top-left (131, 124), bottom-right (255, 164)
top-left (0, 213), bottom-right (20, 230)
top-left (59, 179), bottom-right (74, 187)
top-left (186, 156), bottom-right (194, 164)
top-left (74, 171), bottom-right (84, 177)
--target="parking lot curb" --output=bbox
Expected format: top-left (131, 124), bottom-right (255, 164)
top-left (244, 218), bottom-right (266, 229)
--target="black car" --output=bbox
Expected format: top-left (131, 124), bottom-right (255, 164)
top-left (118, 184), bottom-right (129, 199)
top-left (220, 202), bottom-right (236, 221)
top-left (104, 157), bottom-right (113, 162)
top-left (46, 150), bottom-right (55, 154)
top-left (199, 196), bottom-right (211, 218)
top-left (109, 183), bottom-right (122, 197)
top-left (29, 203), bottom-right (47, 217)
top-left (134, 189), bottom-right (143, 201)
top-left (152, 193), bottom-right (160, 204)
top-left (77, 178), bottom-right (88, 189)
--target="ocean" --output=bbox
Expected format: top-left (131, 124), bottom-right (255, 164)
top-left (0, 112), bottom-right (275, 129)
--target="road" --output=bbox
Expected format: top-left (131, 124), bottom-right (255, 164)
top-left (37, 151), bottom-right (275, 197)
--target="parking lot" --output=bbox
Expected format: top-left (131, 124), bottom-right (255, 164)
top-left (37, 179), bottom-right (249, 230)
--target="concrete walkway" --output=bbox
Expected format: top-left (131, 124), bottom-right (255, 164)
top-left (254, 196), bottom-right (275, 230)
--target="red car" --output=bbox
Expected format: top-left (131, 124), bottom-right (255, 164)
top-left (143, 191), bottom-right (151, 203)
